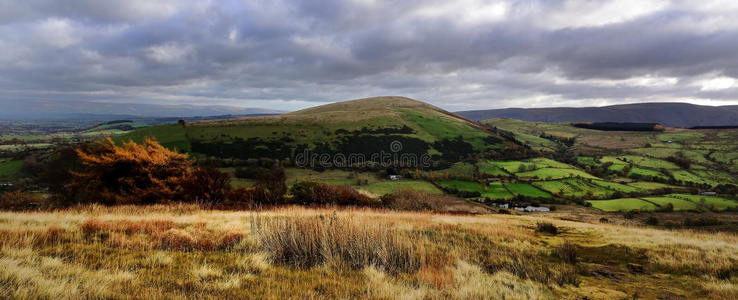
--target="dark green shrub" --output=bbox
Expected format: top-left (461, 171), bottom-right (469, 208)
top-left (289, 181), bottom-right (376, 206)
top-left (536, 221), bottom-right (558, 235)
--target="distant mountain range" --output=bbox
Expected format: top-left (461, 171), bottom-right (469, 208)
top-left (0, 99), bottom-right (286, 119)
top-left (456, 103), bottom-right (738, 128)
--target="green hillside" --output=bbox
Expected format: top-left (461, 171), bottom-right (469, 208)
top-left (118, 96), bottom-right (513, 162)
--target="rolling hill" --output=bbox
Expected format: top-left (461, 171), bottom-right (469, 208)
top-left (456, 102), bottom-right (738, 128)
top-left (118, 96), bottom-right (517, 162)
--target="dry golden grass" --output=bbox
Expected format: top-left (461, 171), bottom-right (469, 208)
top-left (0, 205), bottom-right (736, 299)
top-left (252, 214), bottom-right (421, 274)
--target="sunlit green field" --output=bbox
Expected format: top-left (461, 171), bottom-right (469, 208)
top-left (0, 159), bottom-right (23, 180)
top-left (358, 180), bottom-right (443, 196)
top-left (587, 198), bottom-right (657, 211)
top-left (504, 183), bottom-right (552, 198)
top-left (533, 179), bottom-right (613, 198)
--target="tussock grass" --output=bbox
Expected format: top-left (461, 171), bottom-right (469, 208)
top-left (252, 214), bottom-right (421, 274)
top-left (0, 246), bottom-right (133, 300)
top-left (483, 247), bottom-right (581, 287)
top-left (536, 221), bottom-right (559, 235)
top-left (364, 260), bottom-right (551, 299)
top-left (556, 240), bottom-right (578, 265)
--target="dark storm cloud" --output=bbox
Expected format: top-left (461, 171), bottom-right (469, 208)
top-left (1, 0), bottom-right (738, 111)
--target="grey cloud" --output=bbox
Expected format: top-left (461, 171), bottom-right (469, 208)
top-left (1, 0), bottom-right (738, 112)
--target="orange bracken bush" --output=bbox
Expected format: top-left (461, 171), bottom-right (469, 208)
top-left (72, 137), bottom-right (192, 205)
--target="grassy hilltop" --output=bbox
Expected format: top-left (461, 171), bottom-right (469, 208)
top-left (118, 96), bottom-right (511, 160)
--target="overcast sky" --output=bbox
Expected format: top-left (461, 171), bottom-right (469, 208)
top-left (1, 0), bottom-right (738, 111)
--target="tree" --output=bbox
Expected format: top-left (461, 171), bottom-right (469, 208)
top-left (180, 166), bottom-right (232, 205)
top-left (37, 146), bottom-right (92, 205)
top-left (253, 167), bottom-right (287, 204)
top-left (72, 138), bottom-right (191, 205)
top-left (553, 143), bottom-right (578, 165)
top-left (289, 181), bottom-right (322, 204)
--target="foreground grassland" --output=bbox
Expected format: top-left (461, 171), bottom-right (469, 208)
top-left (1, 206), bottom-right (737, 299)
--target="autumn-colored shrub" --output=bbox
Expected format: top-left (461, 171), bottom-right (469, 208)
top-left (180, 166), bottom-right (232, 205)
top-left (253, 168), bottom-right (288, 204)
top-left (72, 138), bottom-right (191, 205)
top-left (63, 138), bottom-right (249, 207)
top-left (224, 187), bottom-right (260, 206)
top-left (380, 188), bottom-right (438, 211)
top-left (0, 190), bottom-right (45, 211)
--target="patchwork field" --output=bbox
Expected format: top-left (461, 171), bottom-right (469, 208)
top-left (358, 180), bottom-right (443, 196)
top-left (666, 194), bottom-right (738, 210)
top-left (587, 198), bottom-right (657, 212)
top-left (503, 183), bottom-right (552, 198)
top-left (625, 167), bottom-right (670, 180)
top-left (588, 194), bottom-right (738, 212)
top-left (603, 156), bottom-right (679, 169)
top-left (437, 180), bottom-right (513, 199)
top-left (641, 197), bottom-right (699, 210)
top-left (590, 180), bottom-right (640, 193)
top-left (515, 168), bottom-right (596, 180)
top-left (485, 119), bottom-right (738, 187)
top-left (625, 181), bottom-right (683, 191)
top-left (533, 178), bottom-right (613, 198)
